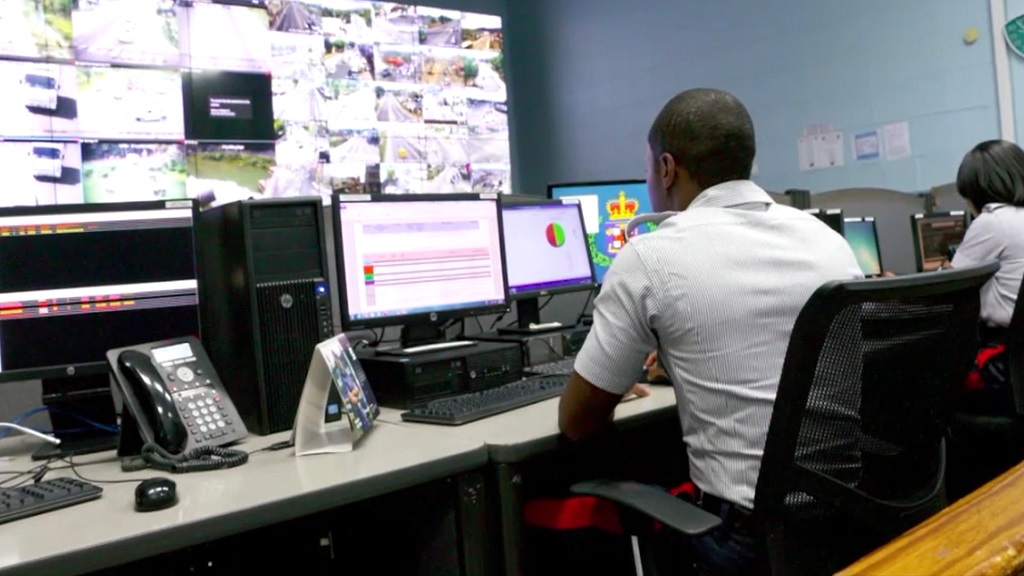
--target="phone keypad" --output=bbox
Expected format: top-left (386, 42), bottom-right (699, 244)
top-left (173, 385), bottom-right (237, 445)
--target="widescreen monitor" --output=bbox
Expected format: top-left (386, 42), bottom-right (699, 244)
top-left (547, 180), bottom-right (654, 283)
top-left (843, 217), bottom-right (883, 278)
top-left (0, 199), bottom-right (200, 458)
top-left (804, 208), bottom-right (844, 235)
top-left (0, 2), bottom-right (510, 207)
top-left (911, 211), bottom-right (968, 272)
top-left (333, 192), bottom-right (508, 347)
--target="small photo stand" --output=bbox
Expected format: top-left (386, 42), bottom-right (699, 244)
top-left (292, 334), bottom-right (381, 456)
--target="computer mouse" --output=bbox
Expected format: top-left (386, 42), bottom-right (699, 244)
top-left (135, 477), bottom-right (178, 512)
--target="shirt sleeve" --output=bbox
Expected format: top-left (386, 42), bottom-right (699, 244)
top-left (952, 214), bottom-right (1003, 268)
top-left (573, 243), bottom-right (659, 396)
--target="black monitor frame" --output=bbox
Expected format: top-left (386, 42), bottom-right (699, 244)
top-left (332, 192), bottom-right (511, 348)
top-left (546, 178), bottom-right (646, 200)
top-left (804, 207), bottom-right (845, 235)
top-left (498, 196), bottom-right (598, 333)
top-left (843, 216), bottom-right (884, 278)
top-left (0, 199), bottom-right (201, 459)
top-left (910, 211), bottom-right (968, 273)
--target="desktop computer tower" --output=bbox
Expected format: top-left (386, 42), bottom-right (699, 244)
top-left (197, 198), bottom-right (339, 435)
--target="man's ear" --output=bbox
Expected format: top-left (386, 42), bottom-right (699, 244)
top-left (659, 153), bottom-right (676, 191)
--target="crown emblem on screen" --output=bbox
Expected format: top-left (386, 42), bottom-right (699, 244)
top-left (606, 191), bottom-right (639, 221)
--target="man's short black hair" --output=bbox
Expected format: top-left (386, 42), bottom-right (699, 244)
top-left (647, 88), bottom-right (756, 191)
top-left (957, 139), bottom-right (1024, 208)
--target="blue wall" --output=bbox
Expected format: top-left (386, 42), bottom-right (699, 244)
top-left (516, 0), bottom-right (1000, 194)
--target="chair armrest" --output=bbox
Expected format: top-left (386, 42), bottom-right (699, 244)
top-left (571, 480), bottom-right (722, 536)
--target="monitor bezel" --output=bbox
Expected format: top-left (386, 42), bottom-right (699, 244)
top-left (843, 216), bottom-right (884, 278)
top-left (804, 207), bottom-right (845, 235)
top-left (0, 199), bottom-right (201, 384)
top-left (332, 192), bottom-right (511, 332)
top-left (500, 197), bottom-right (598, 300)
top-left (910, 211), bottom-right (968, 273)
top-left (546, 178), bottom-right (646, 200)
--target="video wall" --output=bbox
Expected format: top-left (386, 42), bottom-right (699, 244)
top-left (0, 0), bottom-right (510, 209)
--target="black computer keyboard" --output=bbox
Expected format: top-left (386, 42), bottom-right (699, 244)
top-left (525, 357), bottom-right (575, 376)
top-left (0, 477), bottom-right (103, 525)
top-left (401, 374), bottom-right (570, 425)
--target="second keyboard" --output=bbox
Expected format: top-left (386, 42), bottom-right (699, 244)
top-left (401, 374), bottom-right (569, 425)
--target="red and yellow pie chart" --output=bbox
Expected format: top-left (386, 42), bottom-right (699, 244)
top-left (545, 222), bottom-right (565, 247)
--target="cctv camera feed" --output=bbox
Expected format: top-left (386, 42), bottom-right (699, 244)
top-left (81, 141), bottom-right (187, 204)
top-left (187, 142), bottom-right (276, 208)
top-left (0, 0), bottom-right (509, 208)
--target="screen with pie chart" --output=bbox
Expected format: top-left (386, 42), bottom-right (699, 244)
top-left (545, 222), bottom-right (566, 247)
top-left (502, 202), bottom-right (595, 297)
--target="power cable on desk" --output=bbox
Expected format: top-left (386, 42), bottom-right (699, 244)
top-left (575, 289), bottom-right (596, 327)
top-left (0, 406), bottom-right (118, 441)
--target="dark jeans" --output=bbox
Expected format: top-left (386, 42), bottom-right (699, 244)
top-left (692, 499), bottom-right (765, 576)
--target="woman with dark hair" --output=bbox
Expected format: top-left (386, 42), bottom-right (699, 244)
top-left (950, 139), bottom-right (1024, 413)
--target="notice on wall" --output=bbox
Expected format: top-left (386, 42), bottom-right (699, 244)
top-left (853, 130), bottom-right (881, 161)
top-left (799, 131), bottom-right (845, 171)
top-left (883, 121), bottom-right (912, 161)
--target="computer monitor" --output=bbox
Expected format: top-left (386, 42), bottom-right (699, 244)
top-left (0, 200), bottom-right (200, 459)
top-left (547, 180), bottom-right (654, 284)
top-left (499, 199), bottom-right (597, 333)
top-left (804, 208), bottom-right (844, 235)
top-left (333, 193), bottom-right (509, 351)
top-left (843, 217), bottom-right (883, 278)
top-left (911, 211), bottom-right (968, 272)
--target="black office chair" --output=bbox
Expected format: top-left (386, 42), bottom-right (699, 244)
top-left (948, 274), bottom-right (1024, 498)
top-left (572, 262), bottom-right (999, 575)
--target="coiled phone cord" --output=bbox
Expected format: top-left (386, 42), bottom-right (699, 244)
top-left (142, 442), bottom-right (249, 474)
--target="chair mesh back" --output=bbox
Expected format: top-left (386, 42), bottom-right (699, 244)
top-left (757, 263), bottom-right (996, 574)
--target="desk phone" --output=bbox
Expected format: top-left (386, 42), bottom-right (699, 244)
top-left (108, 336), bottom-right (249, 473)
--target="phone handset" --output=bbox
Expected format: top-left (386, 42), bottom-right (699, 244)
top-left (109, 337), bottom-right (250, 474)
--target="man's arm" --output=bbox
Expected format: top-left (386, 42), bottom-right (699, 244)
top-left (559, 244), bottom-right (659, 441)
top-left (559, 372), bottom-right (632, 441)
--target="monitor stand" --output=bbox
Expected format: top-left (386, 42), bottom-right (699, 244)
top-left (497, 298), bottom-right (563, 335)
top-left (375, 321), bottom-right (477, 356)
top-left (32, 374), bottom-right (119, 461)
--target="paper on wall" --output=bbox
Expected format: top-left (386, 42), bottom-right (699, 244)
top-left (799, 132), bottom-right (844, 171)
top-left (883, 121), bottom-right (911, 161)
top-left (813, 131), bottom-right (845, 169)
top-left (803, 123), bottom-right (833, 137)
top-left (798, 136), bottom-right (815, 171)
top-left (854, 130), bottom-right (881, 161)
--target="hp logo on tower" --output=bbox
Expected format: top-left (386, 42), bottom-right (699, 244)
top-left (280, 294), bottom-right (294, 309)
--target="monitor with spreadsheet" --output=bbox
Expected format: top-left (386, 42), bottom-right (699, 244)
top-left (0, 200), bottom-right (200, 458)
top-left (547, 180), bottom-right (653, 284)
top-left (843, 217), bottom-right (883, 278)
top-left (911, 211), bottom-right (968, 272)
top-left (333, 193), bottom-right (508, 345)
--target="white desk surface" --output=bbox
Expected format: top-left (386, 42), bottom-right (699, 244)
top-left (0, 422), bottom-right (487, 576)
top-left (378, 385), bottom-right (678, 463)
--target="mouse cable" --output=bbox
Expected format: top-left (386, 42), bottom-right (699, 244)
top-left (64, 453), bottom-right (147, 485)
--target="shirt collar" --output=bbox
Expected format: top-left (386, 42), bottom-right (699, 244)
top-left (687, 180), bottom-right (774, 210)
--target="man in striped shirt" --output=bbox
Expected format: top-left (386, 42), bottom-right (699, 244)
top-left (558, 88), bottom-right (862, 575)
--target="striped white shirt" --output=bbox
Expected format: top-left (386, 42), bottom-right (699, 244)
top-left (574, 180), bottom-right (863, 509)
top-left (951, 203), bottom-right (1024, 328)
